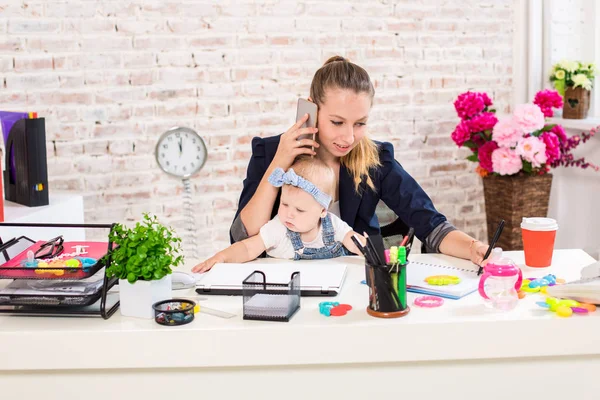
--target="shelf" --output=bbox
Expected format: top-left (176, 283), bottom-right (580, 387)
top-left (547, 117), bottom-right (600, 132)
top-left (2, 193), bottom-right (85, 242)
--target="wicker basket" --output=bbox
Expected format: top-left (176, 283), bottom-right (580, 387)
top-left (482, 174), bottom-right (553, 251)
top-left (563, 86), bottom-right (591, 119)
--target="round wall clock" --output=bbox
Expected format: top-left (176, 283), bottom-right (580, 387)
top-left (155, 126), bottom-right (207, 179)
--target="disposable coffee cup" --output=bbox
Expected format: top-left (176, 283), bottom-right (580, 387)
top-left (521, 217), bottom-right (558, 268)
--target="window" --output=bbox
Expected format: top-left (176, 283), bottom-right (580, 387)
top-left (515, 0), bottom-right (600, 124)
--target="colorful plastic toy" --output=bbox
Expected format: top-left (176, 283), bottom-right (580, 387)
top-left (414, 296), bottom-right (444, 308)
top-left (425, 275), bottom-right (460, 286)
top-left (537, 296), bottom-right (596, 318)
top-left (319, 301), bottom-right (352, 317)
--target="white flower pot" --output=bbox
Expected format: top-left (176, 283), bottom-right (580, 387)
top-left (119, 274), bottom-right (172, 319)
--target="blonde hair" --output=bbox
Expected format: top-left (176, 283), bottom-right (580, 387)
top-left (290, 155), bottom-right (335, 200)
top-left (309, 56), bottom-right (381, 192)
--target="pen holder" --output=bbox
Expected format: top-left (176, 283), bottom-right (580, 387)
top-left (365, 262), bottom-right (410, 318)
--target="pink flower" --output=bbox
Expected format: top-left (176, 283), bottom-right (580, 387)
top-left (512, 104), bottom-right (545, 134)
top-left (451, 120), bottom-right (471, 147)
top-left (550, 124), bottom-right (567, 144)
top-left (454, 92), bottom-right (490, 119)
top-left (467, 112), bottom-right (498, 133)
top-left (492, 147), bottom-right (523, 175)
top-left (534, 90), bottom-right (563, 118)
top-left (478, 141), bottom-right (499, 173)
top-left (541, 132), bottom-right (561, 164)
top-left (492, 118), bottom-right (522, 148)
top-left (516, 136), bottom-right (547, 168)
top-left (481, 93), bottom-right (492, 107)
top-left (471, 134), bottom-right (486, 152)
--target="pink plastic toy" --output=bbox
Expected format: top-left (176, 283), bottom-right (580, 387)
top-left (414, 296), bottom-right (444, 308)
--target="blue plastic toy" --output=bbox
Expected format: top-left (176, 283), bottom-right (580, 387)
top-left (319, 301), bottom-right (340, 317)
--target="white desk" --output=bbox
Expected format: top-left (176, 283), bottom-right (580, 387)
top-left (1, 193), bottom-right (85, 241)
top-left (0, 249), bottom-right (599, 400)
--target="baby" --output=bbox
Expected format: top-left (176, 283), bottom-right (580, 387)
top-left (192, 156), bottom-right (364, 272)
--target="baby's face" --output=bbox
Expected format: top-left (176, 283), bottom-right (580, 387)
top-left (278, 185), bottom-right (325, 233)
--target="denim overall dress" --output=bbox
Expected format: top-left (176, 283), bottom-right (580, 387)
top-left (286, 214), bottom-right (350, 260)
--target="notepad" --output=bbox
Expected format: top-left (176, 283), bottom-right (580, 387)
top-left (195, 262), bottom-right (347, 297)
top-left (406, 254), bottom-right (481, 300)
top-left (244, 293), bottom-right (298, 318)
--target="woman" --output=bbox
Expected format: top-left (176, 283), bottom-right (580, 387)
top-left (230, 56), bottom-right (489, 265)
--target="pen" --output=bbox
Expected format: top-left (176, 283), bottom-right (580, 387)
top-left (351, 234), bottom-right (369, 259)
top-left (364, 232), bottom-right (384, 266)
top-left (353, 234), bottom-right (378, 266)
top-left (477, 219), bottom-right (505, 276)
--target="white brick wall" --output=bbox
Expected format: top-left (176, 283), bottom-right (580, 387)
top-left (0, 0), bottom-right (516, 260)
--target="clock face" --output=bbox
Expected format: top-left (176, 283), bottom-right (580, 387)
top-left (155, 127), bottom-right (207, 178)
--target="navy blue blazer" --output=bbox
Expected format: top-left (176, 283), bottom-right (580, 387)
top-left (230, 135), bottom-right (447, 244)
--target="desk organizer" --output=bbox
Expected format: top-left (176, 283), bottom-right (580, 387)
top-left (0, 236), bottom-right (108, 280)
top-left (242, 270), bottom-right (300, 322)
top-left (365, 262), bottom-right (410, 318)
top-left (153, 298), bottom-right (195, 326)
top-left (0, 222), bottom-right (119, 319)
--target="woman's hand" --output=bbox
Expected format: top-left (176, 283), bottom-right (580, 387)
top-left (191, 254), bottom-right (224, 273)
top-left (470, 240), bottom-right (489, 266)
top-left (272, 113), bottom-right (320, 169)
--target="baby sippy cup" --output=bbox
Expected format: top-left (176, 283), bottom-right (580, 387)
top-left (478, 248), bottom-right (523, 311)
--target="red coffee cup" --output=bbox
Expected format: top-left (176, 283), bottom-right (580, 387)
top-left (521, 217), bottom-right (558, 267)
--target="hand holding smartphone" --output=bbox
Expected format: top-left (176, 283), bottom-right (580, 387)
top-left (296, 98), bottom-right (318, 150)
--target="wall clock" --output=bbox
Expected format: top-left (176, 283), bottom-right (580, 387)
top-left (155, 127), bottom-right (207, 260)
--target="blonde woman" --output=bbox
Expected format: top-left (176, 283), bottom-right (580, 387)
top-left (231, 56), bottom-right (489, 265)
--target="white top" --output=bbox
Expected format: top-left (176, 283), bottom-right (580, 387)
top-left (329, 201), bottom-right (340, 218)
top-left (521, 217), bottom-right (558, 231)
top-left (1, 249), bottom-right (598, 372)
top-left (259, 213), bottom-right (352, 259)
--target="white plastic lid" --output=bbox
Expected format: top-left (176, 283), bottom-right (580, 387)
top-left (489, 247), bottom-right (503, 262)
top-left (520, 217), bottom-right (558, 231)
top-left (488, 247), bottom-right (516, 265)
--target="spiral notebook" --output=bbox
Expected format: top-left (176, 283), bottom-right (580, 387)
top-left (407, 254), bottom-right (481, 300)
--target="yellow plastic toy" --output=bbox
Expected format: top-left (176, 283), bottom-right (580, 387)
top-left (425, 275), bottom-right (460, 286)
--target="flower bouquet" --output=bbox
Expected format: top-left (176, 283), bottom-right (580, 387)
top-left (549, 60), bottom-right (597, 119)
top-left (451, 89), bottom-right (599, 249)
top-left (451, 89), bottom-right (599, 177)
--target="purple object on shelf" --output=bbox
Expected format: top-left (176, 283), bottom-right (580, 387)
top-left (0, 111), bottom-right (29, 183)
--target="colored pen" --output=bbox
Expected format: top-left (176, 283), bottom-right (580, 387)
top-left (364, 232), bottom-right (384, 266)
top-left (400, 227), bottom-right (414, 247)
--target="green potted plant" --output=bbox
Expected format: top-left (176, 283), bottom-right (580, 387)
top-left (106, 213), bottom-right (184, 318)
top-left (549, 60), bottom-right (597, 119)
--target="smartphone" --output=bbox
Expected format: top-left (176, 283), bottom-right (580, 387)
top-left (295, 98), bottom-right (318, 144)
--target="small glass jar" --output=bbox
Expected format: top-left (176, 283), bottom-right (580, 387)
top-left (478, 248), bottom-right (523, 311)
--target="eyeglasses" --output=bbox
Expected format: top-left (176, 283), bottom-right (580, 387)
top-left (34, 236), bottom-right (64, 259)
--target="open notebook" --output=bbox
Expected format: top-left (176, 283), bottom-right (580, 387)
top-left (195, 262), bottom-right (347, 297)
top-left (407, 254), bottom-right (481, 300)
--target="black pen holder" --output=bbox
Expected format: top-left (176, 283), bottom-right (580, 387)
top-left (365, 262), bottom-right (410, 319)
